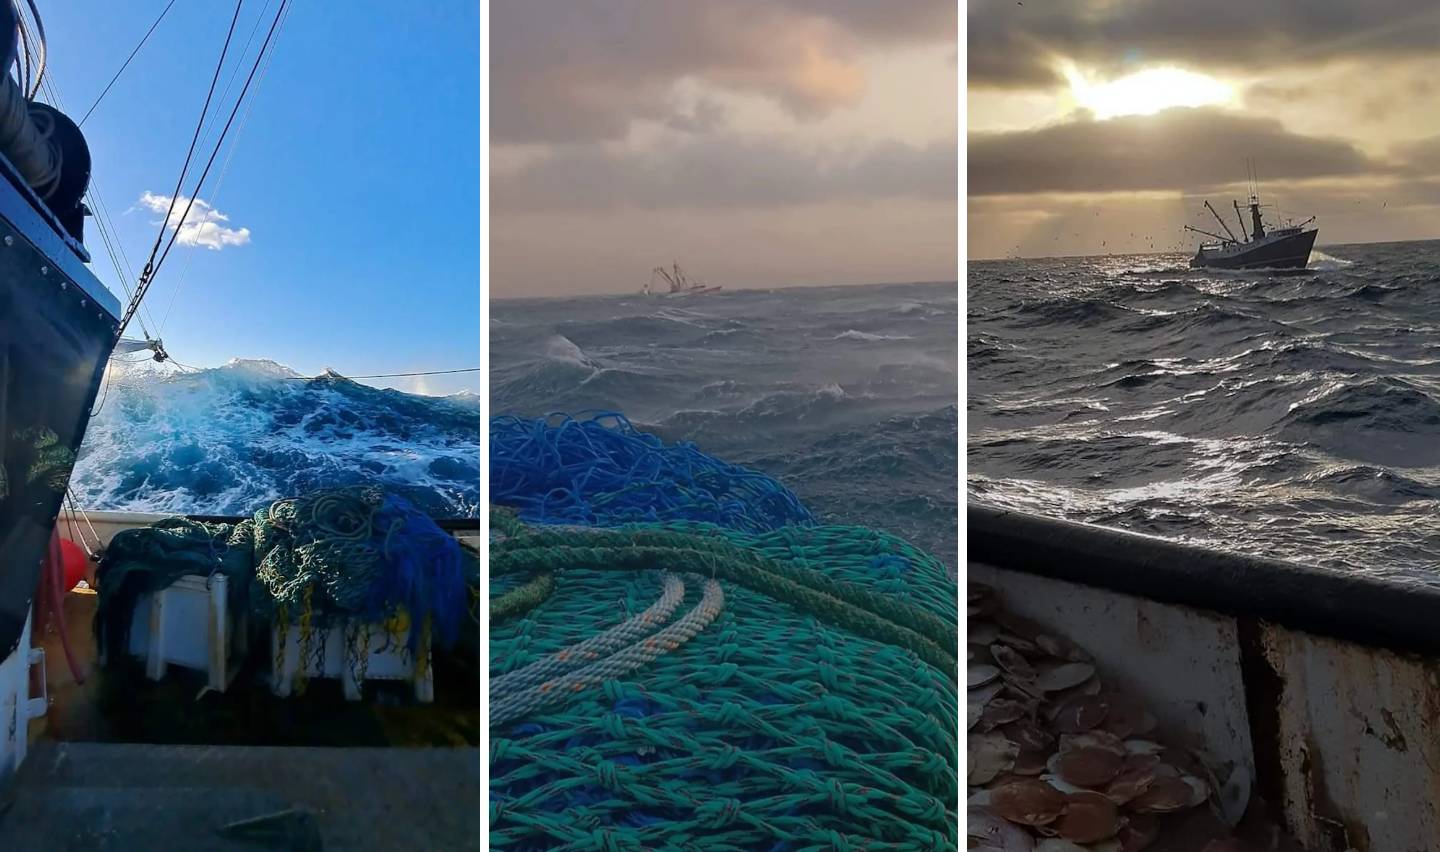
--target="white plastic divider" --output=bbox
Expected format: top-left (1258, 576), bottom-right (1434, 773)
top-left (120, 574), bottom-right (247, 692)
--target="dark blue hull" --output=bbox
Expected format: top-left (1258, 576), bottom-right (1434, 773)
top-left (1192, 229), bottom-right (1318, 270)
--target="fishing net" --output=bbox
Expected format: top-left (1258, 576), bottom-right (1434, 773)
top-left (95, 515), bottom-right (257, 662)
top-left (490, 411), bottom-right (815, 533)
top-left (96, 488), bottom-right (474, 662)
top-left (245, 487), bottom-right (468, 653)
top-left (490, 508), bottom-right (959, 850)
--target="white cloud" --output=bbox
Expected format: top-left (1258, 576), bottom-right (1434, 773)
top-left (137, 191), bottom-right (251, 250)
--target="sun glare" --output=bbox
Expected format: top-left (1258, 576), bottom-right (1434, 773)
top-left (1063, 65), bottom-right (1233, 119)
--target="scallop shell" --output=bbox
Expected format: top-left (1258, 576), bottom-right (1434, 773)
top-left (1095, 693), bottom-right (1145, 739)
top-left (1055, 791), bottom-right (1120, 843)
top-left (1122, 739), bottom-right (1165, 756)
top-left (1127, 775), bottom-right (1195, 813)
top-left (1052, 694), bottom-right (1109, 734)
top-left (1061, 731), bottom-right (1127, 756)
top-left (970, 664), bottom-right (1002, 689)
top-left (982, 698), bottom-right (1030, 728)
top-left (969, 806), bottom-right (1035, 852)
top-left (1002, 719), bottom-right (1055, 752)
top-left (1038, 773), bottom-right (1090, 796)
top-left (1035, 632), bottom-right (1093, 663)
top-left (972, 680), bottom-right (1005, 704)
top-left (1012, 749), bottom-right (1051, 776)
top-left (991, 779), bottom-right (1068, 827)
top-left (992, 644), bottom-right (1037, 680)
top-left (1036, 662), bottom-right (1096, 693)
top-left (1102, 759), bottom-right (1159, 805)
top-left (969, 732), bottom-right (1020, 786)
top-left (1052, 746), bottom-right (1123, 788)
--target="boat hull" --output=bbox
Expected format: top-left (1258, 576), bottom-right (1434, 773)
top-left (1191, 228), bottom-right (1317, 270)
top-left (969, 503), bottom-right (1440, 851)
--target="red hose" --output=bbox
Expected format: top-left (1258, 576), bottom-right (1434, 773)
top-left (43, 529), bottom-right (84, 684)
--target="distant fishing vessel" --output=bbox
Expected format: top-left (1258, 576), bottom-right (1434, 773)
top-left (643, 262), bottom-right (721, 297)
top-left (1185, 164), bottom-right (1317, 270)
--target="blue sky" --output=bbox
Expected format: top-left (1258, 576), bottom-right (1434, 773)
top-left (39, 1), bottom-right (478, 394)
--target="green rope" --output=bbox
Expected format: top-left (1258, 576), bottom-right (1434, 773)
top-left (490, 506), bottom-right (529, 541)
top-left (490, 515), bottom-right (958, 851)
top-left (495, 538), bottom-right (957, 677)
top-left (489, 572), bottom-right (555, 624)
top-left (510, 523), bottom-right (956, 644)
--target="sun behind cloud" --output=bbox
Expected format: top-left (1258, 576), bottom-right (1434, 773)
top-left (1062, 64), bottom-right (1234, 119)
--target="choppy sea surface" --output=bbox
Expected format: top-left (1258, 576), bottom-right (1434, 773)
top-left (969, 240), bottom-right (1440, 577)
top-left (71, 359), bottom-right (480, 517)
top-left (491, 282), bottom-right (959, 566)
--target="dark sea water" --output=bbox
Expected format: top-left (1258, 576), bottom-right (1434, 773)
top-left (490, 282), bottom-right (959, 566)
top-left (71, 360), bottom-right (481, 517)
top-left (969, 240), bottom-right (1440, 578)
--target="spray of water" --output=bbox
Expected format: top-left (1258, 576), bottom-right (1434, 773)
top-left (1309, 250), bottom-right (1354, 270)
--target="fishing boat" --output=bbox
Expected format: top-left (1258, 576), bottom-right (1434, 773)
top-left (969, 502), bottom-right (1440, 850)
top-left (0, 3), bottom-right (479, 845)
top-left (1186, 167), bottom-right (1317, 270)
top-left (642, 261), bottom-right (721, 297)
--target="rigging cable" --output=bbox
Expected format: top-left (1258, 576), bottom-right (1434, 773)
top-left (160, 0), bottom-right (292, 336)
top-left (18, 0), bottom-right (43, 98)
top-left (78, 0), bottom-right (179, 127)
top-left (147, 0), bottom-right (288, 283)
top-left (14, 9), bottom-right (30, 95)
top-left (119, 0), bottom-right (247, 338)
top-left (121, 0), bottom-right (292, 339)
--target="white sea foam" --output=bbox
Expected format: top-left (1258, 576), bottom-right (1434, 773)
top-left (833, 329), bottom-right (914, 342)
top-left (71, 360), bottom-right (479, 516)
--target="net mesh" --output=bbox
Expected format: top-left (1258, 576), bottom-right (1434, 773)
top-left (490, 509), bottom-right (958, 851)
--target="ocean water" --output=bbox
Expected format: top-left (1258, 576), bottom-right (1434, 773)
top-left (969, 239), bottom-right (1440, 577)
top-left (490, 282), bottom-right (959, 566)
top-left (71, 359), bottom-right (480, 517)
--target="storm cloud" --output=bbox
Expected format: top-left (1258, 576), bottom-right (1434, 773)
top-left (968, 0), bottom-right (1440, 88)
top-left (492, 0), bottom-right (955, 143)
top-left (969, 108), bottom-right (1380, 196)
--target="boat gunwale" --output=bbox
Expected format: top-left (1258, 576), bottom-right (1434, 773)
top-left (67, 509), bottom-right (480, 533)
top-left (969, 502), bottom-right (1440, 656)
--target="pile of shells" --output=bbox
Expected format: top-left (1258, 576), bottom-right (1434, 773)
top-left (968, 582), bottom-right (1226, 851)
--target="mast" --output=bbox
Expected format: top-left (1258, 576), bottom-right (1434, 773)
top-left (1248, 196), bottom-right (1265, 240)
top-left (1232, 200), bottom-right (1249, 242)
top-left (1204, 201), bottom-right (1238, 243)
top-left (654, 265), bottom-right (679, 292)
top-left (1247, 159), bottom-right (1266, 239)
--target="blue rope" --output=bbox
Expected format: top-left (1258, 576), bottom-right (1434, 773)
top-left (490, 412), bottom-right (815, 533)
top-left (367, 493), bottom-right (468, 651)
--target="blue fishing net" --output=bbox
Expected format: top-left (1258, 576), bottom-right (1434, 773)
top-left (490, 411), bottom-right (815, 533)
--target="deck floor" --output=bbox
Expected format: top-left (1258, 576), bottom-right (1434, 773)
top-left (0, 741), bottom-right (479, 850)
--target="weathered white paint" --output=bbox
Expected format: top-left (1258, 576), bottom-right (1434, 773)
top-left (976, 561), bottom-right (1440, 852)
top-left (969, 563), bottom-right (1255, 780)
top-left (0, 613), bottom-right (41, 785)
top-left (1258, 626), bottom-right (1440, 852)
